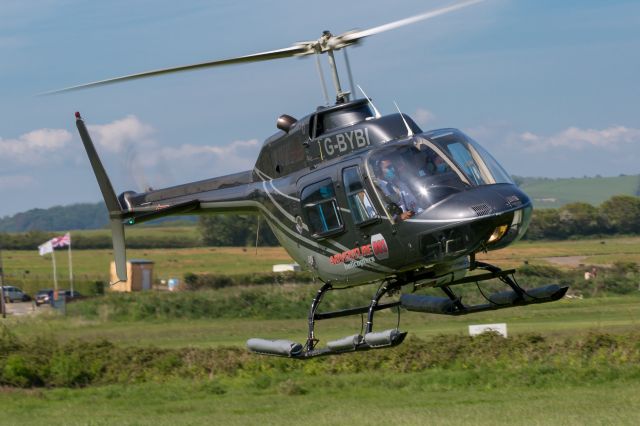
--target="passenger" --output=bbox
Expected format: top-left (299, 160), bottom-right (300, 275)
top-left (432, 154), bottom-right (449, 174)
top-left (422, 153), bottom-right (450, 176)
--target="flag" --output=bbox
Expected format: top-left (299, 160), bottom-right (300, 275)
top-left (52, 232), bottom-right (71, 248)
top-left (38, 240), bottom-right (54, 256)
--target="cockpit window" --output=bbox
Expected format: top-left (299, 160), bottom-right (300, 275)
top-left (342, 166), bottom-right (377, 224)
top-left (466, 138), bottom-right (514, 184)
top-left (428, 132), bottom-right (513, 185)
top-left (368, 144), bottom-right (468, 221)
top-left (367, 132), bottom-right (514, 221)
top-left (444, 141), bottom-right (488, 185)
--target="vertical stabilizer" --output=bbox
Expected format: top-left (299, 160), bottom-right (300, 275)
top-left (75, 112), bottom-right (128, 282)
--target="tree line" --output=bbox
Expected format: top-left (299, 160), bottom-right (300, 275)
top-left (525, 195), bottom-right (640, 240)
top-left (1, 195), bottom-right (638, 249)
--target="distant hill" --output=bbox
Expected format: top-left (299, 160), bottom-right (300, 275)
top-left (517, 175), bottom-right (640, 208)
top-left (0, 202), bottom-right (108, 232)
top-left (0, 202), bottom-right (196, 232)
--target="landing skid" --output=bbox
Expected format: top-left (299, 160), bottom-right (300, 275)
top-left (247, 261), bottom-right (568, 359)
top-left (248, 279), bottom-right (407, 359)
top-left (401, 261), bottom-right (569, 316)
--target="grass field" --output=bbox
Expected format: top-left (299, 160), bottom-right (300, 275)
top-left (7, 294), bottom-right (640, 348)
top-left (1, 236), bottom-right (640, 425)
top-left (520, 174), bottom-right (639, 208)
top-left (4, 235), bottom-right (640, 292)
top-left (2, 246), bottom-right (293, 294)
top-left (1, 374), bottom-right (639, 426)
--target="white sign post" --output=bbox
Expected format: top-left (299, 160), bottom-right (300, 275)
top-left (469, 323), bottom-right (508, 338)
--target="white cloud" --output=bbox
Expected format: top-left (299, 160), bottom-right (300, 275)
top-left (159, 139), bottom-right (259, 173)
top-left (0, 128), bottom-right (72, 164)
top-left (88, 115), bottom-right (156, 153)
top-left (81, 115), bottom-right (259, 190)
top-left (0, 174), bottom-right (35, 190)
top-left (514, 126), bottom-right (640, 152)
top-left (414, 108), bottom-right (436, 127)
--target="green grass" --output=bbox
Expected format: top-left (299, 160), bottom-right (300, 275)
top-left (2, 285), bottom-right (640, 425)
top-left (7, 294), bottom-right (640, 349)
top-left (1, 371), bottom-right (639, 425)
top-left (520, 175), bottom-right (639, 208)
top-left (1, 236), bottom-right (639, 425)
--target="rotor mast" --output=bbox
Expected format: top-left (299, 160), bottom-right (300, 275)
top-left (318, 31), bottom-right (351, 103)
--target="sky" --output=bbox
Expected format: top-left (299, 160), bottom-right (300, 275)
top-left (1, 0), bottom-right (639, 217)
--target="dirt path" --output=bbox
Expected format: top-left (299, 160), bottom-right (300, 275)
top-left (2, 301), bottom-right (39, 317)
top-left (543, 255), bottom-right (611, 268)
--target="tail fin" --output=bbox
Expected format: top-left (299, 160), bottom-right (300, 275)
top-left (75, 112), bottom-right (127, 282)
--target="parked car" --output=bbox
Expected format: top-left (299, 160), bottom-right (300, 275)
top-left (35, 289), bottom-right (84, 306)
top-left (2, 286), bottom-right (31, 303)
top-left (35, 289), bottom-right (54, 306)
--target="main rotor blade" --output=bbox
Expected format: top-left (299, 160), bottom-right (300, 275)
top-left (339, 0), bottom-right (485, 44)
top-left (43, 45), bottom-right (309, 95)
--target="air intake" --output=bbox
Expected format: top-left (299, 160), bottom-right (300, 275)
top-left (471, 203), bottom-right (492, 217)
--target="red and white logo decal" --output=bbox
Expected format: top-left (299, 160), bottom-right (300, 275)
top-left (329, 233), bottom-right (389, 269)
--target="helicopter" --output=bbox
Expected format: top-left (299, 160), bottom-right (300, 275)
top-left (53, 0), bottom-right (567, 359)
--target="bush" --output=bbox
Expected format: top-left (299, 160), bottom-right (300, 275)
top-left (181, 271), bottom-right (315, 291)
top-left (1, 331), bottom-right (639, 389)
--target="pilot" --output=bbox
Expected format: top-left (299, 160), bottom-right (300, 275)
top-left (377, 159), bottom-right (419, 221)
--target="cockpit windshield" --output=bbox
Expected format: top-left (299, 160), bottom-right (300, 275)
top-left (427, 130), bottom-right (513, 186)
top-left (367, 131), bottom-right (513, 220)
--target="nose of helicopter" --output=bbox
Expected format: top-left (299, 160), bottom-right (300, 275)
top-left (408, 183), bottom-right (532, 261)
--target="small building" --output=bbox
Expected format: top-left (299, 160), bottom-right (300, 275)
top-left (109, 259), bottom-right (154, 292)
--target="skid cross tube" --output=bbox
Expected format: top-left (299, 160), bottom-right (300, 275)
top-left (314, 301), bottom-right (400, 320)
top-left (365, 280), bottom-right (403, 334)
top-left (305, 282), bottom-right (333, 351)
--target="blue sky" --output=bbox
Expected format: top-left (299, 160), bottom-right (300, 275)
top-left (1, 0), bottom-right (639, 217)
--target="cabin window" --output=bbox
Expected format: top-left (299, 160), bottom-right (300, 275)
top-left (301, 178), bottom-right (343, 236)
top-left (342, 166), bottom-right (377, 224)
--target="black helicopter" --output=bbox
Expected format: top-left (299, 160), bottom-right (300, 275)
top-left (54, 0), bottom-right (567, 358)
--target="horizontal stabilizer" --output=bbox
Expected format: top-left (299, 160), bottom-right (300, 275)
top-left (126, 199), bottom-right (200, 225)
top-left (246, 338), bottom-right (304, 357)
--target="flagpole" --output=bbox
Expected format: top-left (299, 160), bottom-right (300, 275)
top-left (68, 234), bottom-right (74, 294)
top-left (0, 242), bottom-right (6, 319)
top-left (52, 248), bottom-right (58, 296)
